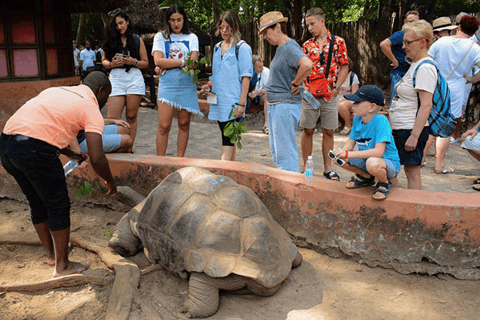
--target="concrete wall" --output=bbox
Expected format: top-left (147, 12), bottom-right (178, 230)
top-left (0, 77), bottom-right (80, 131)
top-left (1, 154), bottom-right (479, 280)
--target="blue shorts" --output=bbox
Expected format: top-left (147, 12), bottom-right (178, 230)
top-left (79, 124), bottom-right (122, 153)
top-left (0, 134), bottom-right (70, 231)
top-left (393, 127), bottom-right (430, 166)
top-left (349, 157), bottom-right (400, 180)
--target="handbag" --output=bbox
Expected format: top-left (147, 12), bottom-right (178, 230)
top-left (308, 34), bottom-right (335, 98)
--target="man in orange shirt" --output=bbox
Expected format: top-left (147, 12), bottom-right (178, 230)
top-left (0, 71), bottom-right (116, 277)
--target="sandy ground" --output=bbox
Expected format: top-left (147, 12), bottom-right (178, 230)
top-left (1, 198), bottom-right (479, 320)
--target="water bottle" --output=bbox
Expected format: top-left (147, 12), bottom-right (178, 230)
top-left (300, 89), bottom-right (321, 110)
top-left (63, 159), bottom-right (79, 176)
top-left (305, 156), bottom-right (314, 182)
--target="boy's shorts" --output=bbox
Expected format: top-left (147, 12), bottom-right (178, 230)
top-left (299, 96), bottom-right (338, 130)
top-left (349, 158), bottom-right (400, 180)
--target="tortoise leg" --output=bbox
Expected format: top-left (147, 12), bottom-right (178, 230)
top-left (108, 210), bottom-right (141, 256)
top-left (184, 272), bottom-right (246, 318)
top-left (292, 250), bottom-right (303, 268)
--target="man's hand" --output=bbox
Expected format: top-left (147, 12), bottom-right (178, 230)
top-left (404, 134), bottom-right (419, 152)
top-left (462, 127), bottom-right (479, 141)
top-left (390, 58), bottom-right (399, 69)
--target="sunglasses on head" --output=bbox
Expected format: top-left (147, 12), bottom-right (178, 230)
top-left (328, 150), bottom-right (346, 166)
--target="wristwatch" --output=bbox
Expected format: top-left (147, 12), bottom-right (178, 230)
top-left (335, 86), bottom-right (341, 91)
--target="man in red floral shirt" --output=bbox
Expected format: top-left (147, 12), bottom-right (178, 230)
top-left (300, 7), bottom-right (349, 180)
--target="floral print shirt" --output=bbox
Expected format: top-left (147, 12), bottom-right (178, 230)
top-left (302, 31), bottom-right (349, 100)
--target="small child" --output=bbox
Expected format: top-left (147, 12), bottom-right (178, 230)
top-left (332, 85), bottom-right (400, 200)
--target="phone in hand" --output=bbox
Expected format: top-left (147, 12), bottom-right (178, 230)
top-left (114, 53), bottom-right (124, 60)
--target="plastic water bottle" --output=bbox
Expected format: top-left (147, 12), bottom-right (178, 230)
top-left (300, 89), bottom-right (321, 110)
top-left (305, 156), bottom-right (314, 182)
top-left (63, 159), bottom-right (79, 176)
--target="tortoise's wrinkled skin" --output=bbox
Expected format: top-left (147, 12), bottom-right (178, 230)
top-left (109, 167), bottom-right (302, 318)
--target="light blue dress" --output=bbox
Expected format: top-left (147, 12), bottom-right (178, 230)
top-left (208, 41), bottom-right (252, 122)
top-left (152, 32), bottom-right (201, 115)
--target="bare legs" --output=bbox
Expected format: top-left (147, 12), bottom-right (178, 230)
top-left (338, 100), bottom-right (353, 134)
top-left (34, 222), bottom-right (86, 277)
top-left (221, 146), bottom-right (236, 161)
top-left (107, 94), bottom-right (142, 153)
top-left (404, 165), bottom-right (422, 189)
top-left (156, 101), bottom-right (192, 157)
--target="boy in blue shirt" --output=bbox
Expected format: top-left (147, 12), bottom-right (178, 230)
top-left (332, 85), bottom-right (400, 200)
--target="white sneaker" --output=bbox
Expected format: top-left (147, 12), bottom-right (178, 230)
top-left (450, 137), bottom-right (458, 144)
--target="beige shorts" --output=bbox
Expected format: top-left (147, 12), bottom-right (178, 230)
top-left (299, 95), bottom-right (338, 130)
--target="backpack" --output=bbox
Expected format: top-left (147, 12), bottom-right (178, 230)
top-left (214, 40), bottom-right (246, 61)
top-left (412, 59), bottom-right (456, 138)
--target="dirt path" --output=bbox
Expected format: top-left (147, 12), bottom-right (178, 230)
top-left (1, 198), bottom-right (478, 320)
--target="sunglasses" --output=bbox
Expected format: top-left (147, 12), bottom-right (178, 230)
top-left (328, 150), bottom-right (346, 166)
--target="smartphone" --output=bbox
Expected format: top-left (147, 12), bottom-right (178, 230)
top-left (114, 53), bottom-right (124, 60)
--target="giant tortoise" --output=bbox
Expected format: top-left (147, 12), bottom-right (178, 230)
top-left (109, 166), bottom-right (302, 318)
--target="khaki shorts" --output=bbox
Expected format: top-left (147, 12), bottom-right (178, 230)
top-left (299, 95), bottom-right (338, 130)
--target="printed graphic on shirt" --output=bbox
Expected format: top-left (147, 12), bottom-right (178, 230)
top-left (165, 41), bottom-right (190, 60)
top-left (356, 138), bottom-right (372, 148)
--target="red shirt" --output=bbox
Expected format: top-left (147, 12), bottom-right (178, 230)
top-left (302, 31), bottom-right (349, 101)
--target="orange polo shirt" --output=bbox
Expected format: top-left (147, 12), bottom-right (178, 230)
top-left (3, 84), bottom-right (104, 149)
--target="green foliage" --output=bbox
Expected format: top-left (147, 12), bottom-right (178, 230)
top-left (75, 181), bottom-right (95, 197)
top-left (106, 231), bottom-right (113, 237)
top-left (180, 52), bottom-right (211, 83)
top-left (71, 12), bottom-right (105, 45)
top-left (223, 105), bottom-right (247, 150)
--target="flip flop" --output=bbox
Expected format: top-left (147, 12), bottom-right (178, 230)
top-left (372, 182), bottom-right (390, 200)
top-left (323, 171), bottom-right (340, 181)
top-left (263, 125), bottom-right (269, 135)
top-left (345, 174), bottom-right (375, 189)
top-left (435, 167), bottom-right (454, 174)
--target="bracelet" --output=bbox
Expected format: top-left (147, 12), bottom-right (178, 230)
top-left (134, 58), bottom-right (138, 66)
top-left (474, 126), bottom-right (479, 132)
top-left (181, 60), bottom-right (185, 67)
top-left (345, 150), bottom-right (349, 159)
top-left (235, 103), bottom-right (245, 107)
top-left (291, 82), bottom-right (299, 87)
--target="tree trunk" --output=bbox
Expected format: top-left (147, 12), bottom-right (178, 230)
top-left (76, 13), bottom-right (85, 44)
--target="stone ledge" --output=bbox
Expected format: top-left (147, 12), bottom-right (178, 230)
top-left (1, 154), bottom-right (479, 279)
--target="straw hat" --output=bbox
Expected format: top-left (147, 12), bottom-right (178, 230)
top-left (259, 11), bottom-right (288, 33)
top-left (432, 17), bottom-right (458, 32)
top-left (456, 12), bottom-right (468, 24)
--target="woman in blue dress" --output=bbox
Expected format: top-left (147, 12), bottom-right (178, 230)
top-left (205, 11), bottom-right (252, 161)
top-left (152, 4), bottom-right (201, 157)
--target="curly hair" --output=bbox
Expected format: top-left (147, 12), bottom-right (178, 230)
top-left (103, 10), bottom-right (139, 61)
top-left (459, 15), bottom-right (480, 36)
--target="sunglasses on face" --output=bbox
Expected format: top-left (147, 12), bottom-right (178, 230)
top-left (328, 150), bottom-right (346, 166)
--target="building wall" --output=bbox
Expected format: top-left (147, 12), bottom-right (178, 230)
top-left (0, 76), bottom-right (80, 131)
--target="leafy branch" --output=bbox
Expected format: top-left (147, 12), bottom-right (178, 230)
top-left (223, 104), bottom-right (247, 150)
top-left (180, 51), bottom-right (211, 84)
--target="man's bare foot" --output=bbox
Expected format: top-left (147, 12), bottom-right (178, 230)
top-left (45, 258), bottom-right (55, 266)
top-left (53, 262), bottom-right (87, 277)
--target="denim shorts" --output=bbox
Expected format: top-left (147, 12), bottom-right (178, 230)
top-left (79, 124), bottom-right (121, 153)
top-left (393, 127), bottom-right (430, 166)
top-left (349, 157), bottom-right (400, 180)
top-left (0, 134), bottom-right (71, 231)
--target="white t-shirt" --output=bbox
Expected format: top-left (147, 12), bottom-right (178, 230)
top-left (389, 57), bottom-right (437, 130)
top-left (255, 67), bottom-right (270, 92)
top-left (428, 37), bottom-right (480, 117)
top-left (338, 71), bottom-right (360, 96)
top-left (151, 32), bottom-right (199, 60)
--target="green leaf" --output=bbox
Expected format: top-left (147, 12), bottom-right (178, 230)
top-left (88, 218), bottom-right (96, 222)
top-left (223, 122), bottom-right (234, 137)
top-left (203, 56), bottom-right (211, 65)
top-left (237, 122), bottom-right (247, 133)
top-left (188, 69), bottom-right (194, 77)
top-left (237, 141), bottom-right (243, 150)
top-left (106, 231), bottom-right (113, 237)
top-left (230, 136), bottom-right (237, 144)
top-left (193, 72), bottom-right (198, 84)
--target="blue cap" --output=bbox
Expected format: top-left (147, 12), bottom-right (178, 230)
top-left (344, 85), bottom-right (385, 106)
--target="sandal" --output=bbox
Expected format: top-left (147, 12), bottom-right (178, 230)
top-left (323, 171), bottom-right (340, 181)
top-left (345, 174), bottom-right (375, 189)
top-left (473, 179), bottom-right (480, 192)
top-left (263, 125), bottom-right (269, 135)
top-left (372, 182), bottom-right (390, 200)
top-left (339, 127), bottom-right (351, 136)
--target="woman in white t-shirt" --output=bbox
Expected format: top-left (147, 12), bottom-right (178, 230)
top-left (337, 59), bottom-right (360, 135)
top-left (152, 4), bottom-right (201, 157)
top-left (389, 20), bottom-right (436, 190)
top-left (428, 15), bottom-right (480, 174)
